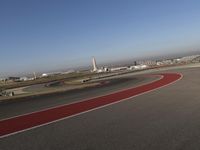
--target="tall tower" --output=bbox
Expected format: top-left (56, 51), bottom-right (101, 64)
top-left (33, 72), bottom-right (37, 80)
top-left (92, 57), bottom-right (98, 72)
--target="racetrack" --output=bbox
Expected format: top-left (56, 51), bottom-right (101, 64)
top-left (0, 73), bottom-right (181, 137)
top-left (1, 67), bottom-right (200, 150)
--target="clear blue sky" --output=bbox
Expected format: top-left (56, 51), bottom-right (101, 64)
top-left (1, 0), bottom-right (200, 76)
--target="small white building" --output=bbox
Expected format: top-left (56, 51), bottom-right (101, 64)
top-left (129, 65), bottom-right (148, 70)
top-left (20, 77), bottom-right (29, 81)
top-left (110, 67), bottom-right (128, 72)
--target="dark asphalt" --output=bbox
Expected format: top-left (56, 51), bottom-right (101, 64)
top-left (0, 75), bottom-right (154, 120)
top-left (1, 67), bottom-right (200, 150)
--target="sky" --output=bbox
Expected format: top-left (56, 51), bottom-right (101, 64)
top-left (1, 0), bottom-right (200, 76)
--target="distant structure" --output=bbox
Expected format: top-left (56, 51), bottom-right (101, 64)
top-left (92, 57), bottom-right (98, 72)
top-left (134, 61), bottom-right (137, 66)
top-left (33, 72), bottom-right (37, 80)
top-left (8, 77), bottom-right (20, 81)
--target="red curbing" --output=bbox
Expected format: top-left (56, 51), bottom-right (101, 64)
top-left (0, 73), bottom-right (182, 138)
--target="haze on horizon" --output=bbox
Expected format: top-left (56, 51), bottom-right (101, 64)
top-left (1, 0), bottom-right (200, 77)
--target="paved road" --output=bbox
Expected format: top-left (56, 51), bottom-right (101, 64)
top-left (0, 73), bottom-right (180, 137)
top-left (1, 67), bottom-right (200, 150)
top-left (0, 75), bottom-right (154, 120)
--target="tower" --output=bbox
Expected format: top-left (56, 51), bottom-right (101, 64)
top-left (134, 61), bottom-right (137, 66)
top-left (92, 57), bottom-right (98, 72)
top-left (33, 72), bottom-right (37, 80)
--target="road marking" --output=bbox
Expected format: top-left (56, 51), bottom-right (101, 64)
top-left (0, 73), bottom-right (182, 138)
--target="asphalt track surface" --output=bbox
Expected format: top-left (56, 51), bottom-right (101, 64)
top-left (1, 67), bottom-right (200, 150)
top-left (0, 76), bottom-right (154, 120)
top-left (0, 73), bottom-right (181, 137)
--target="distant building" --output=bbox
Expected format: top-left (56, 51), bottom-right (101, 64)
top-left (0, 78), bottom-right (6, 81)
top-left (8, 77), bottom-right (20, 81)
top-left (92, 57), bottom-right (98, 72)
top-left (91, 57), bottom-right (110, 73)
top-left (20, 77), bottom-right (29, 81)
top-left (97, 67), bottom-right (109, 73)
top-left (137, 60), bottom-right (157, 66)
top-left (129, 65), bottom-right (148, 70)
top-left (179, 55), bottom-right (200, 63)
top-left (41, 72), bottom-right (62, 77)
top-left (41, 73), bottom-right (48, 77)
top-left (110, 67), bottom-right (128, 72)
